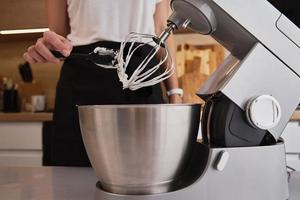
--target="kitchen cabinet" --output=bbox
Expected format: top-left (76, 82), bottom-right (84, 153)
top-left (0, 122), bottom-right (42, 166)
top-left (0, 112), bottom-right (52, 166)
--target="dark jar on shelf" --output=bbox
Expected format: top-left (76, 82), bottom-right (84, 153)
top-left (3, 89), bottom-right (20, 113)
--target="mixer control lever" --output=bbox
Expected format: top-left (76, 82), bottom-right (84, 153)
top-left (215, 151), bottom-right (230, 171)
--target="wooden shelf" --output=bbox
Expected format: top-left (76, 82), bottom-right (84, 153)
top-left (0, 112), bottom-right (52, 122)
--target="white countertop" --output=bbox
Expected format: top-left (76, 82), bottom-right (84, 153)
top-left (0, 166), bottom-right (299, 200)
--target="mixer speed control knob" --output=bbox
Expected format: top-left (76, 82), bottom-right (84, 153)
top-left (246, 95), bottom-right (282, 130)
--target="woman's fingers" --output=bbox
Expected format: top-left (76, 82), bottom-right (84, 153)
top-left (43, 31), bottom-right (72, 56)
top-left (35, 38), bottom-right (60, 63)
top-left (23, 51), bottom-right (37, 64)
top-left (27, 45), bottom-right (47, 63)
top-left (23, 31), bottom-right (73, 64)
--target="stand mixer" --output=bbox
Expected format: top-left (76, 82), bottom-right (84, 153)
top-left (78, 0), bottom-right (300, 199)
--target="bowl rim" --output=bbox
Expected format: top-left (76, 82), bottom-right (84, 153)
top-left (77, 103), bottom-right (202, 109)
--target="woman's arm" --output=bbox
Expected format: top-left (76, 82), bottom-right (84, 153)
top-left (23, 0), bottom-right (72, 64)
top-left (46, 0), bottom-right (70, 37)
top-left (154, 0), bottom-right (183, 103)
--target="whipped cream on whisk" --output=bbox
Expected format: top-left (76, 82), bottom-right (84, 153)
top-left (92, 32), bottom-right (175, 91)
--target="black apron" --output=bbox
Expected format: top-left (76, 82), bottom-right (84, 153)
top-left (51, 41), bottom-right (164, 166)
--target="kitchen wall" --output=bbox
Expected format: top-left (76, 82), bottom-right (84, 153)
top-left (0, 34), bottom-right (61, 110)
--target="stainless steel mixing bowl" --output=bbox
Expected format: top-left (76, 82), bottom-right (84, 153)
top-left (78, 104), bottom-right (201, 195)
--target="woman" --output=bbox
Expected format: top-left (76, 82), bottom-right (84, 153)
top-left (23, 0), bottom-right (183, 166)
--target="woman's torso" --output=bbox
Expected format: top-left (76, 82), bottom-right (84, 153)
top-left (67, 0), bottom-right (160, 46)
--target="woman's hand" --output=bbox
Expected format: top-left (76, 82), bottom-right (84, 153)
top-left (23, 31), bottom-right (73, 64)
top-left (168, 94), bottom-right (183, 104)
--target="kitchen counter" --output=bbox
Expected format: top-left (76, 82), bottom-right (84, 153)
top-left (0, 112), bottom-right (52, 122)
top-left (0, 166), bottom-right (298, 200)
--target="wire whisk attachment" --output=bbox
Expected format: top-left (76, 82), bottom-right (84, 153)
top-left (118, 32), bottom-right (174, 90)
top-left (93, 33), bottom-right (174, 91)
top-left (92, 32), bottom-right (174, 91)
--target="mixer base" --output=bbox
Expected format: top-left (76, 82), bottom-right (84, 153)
top-left (94, 142), bottom-right (289, 200)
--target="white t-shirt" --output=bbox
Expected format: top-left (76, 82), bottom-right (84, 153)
top-left (67, 0), bottom-right (162, 46)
